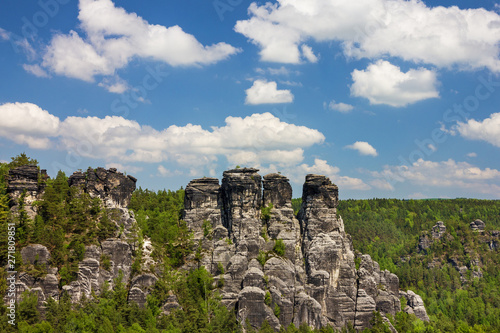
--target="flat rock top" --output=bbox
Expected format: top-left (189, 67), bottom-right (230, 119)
top-left (223, 168), bottom-right (259, 175)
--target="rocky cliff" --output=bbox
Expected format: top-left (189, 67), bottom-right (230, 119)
top-left (11, 166), bottom-right (428, 331)
top-left (183, 168), bottom-right (429, 331)
top-left (13, 167), bottom-right (157, 312)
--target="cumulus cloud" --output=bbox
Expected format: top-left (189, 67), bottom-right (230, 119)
top-left (35, 0), bottom-right (239, 89)
top-left (245, 80), bottom-right (294, 104)
top-left (455, 112), bottom-right (500, 148)
top-left (345, 141), bottom-right (378, 157)
top-left (328, 100), bottom-right (354, 113)
top-left (234, 0), bottom-right (500, 71)
top-left (0, 102), bottom-right (59, 149)
top-left (0, 103), bottom-right (324, 172)
top-left (291, 159), bottom-right (370, 190)
top-left (350, 60), bottom-right (439, 107)
top-left (372, 158), bottom-right (500, 196)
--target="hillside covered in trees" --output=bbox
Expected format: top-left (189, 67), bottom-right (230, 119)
top-left (0, 155), bottom-right (499, 332)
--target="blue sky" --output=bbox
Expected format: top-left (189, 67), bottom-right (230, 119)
top-left (1, 0), bottom-right (500, 199)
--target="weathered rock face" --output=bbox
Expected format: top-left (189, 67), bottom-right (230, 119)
top-left (184, 170), bottom-right (426, 331)
top-left (418, 221), bottom-right (447, 253)
top-left (431, 221), bottom-right (446, 239)
top-left (68, 167), bottom-right (137, 207)
top-left (16, 167), bottom-right (151, 312)
top-left (6, 165), bottom-right (48, 219)
top-left (400, 290), bottom-right (430, 322)
top-left (470, 219), bottom-right (485, 232)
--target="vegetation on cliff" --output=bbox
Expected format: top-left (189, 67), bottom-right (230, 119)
top-left (1, 155), bottom-right (499, 332)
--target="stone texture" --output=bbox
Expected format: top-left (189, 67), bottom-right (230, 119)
top-left (6, 165), bottom-right (48, 219)
top-left (21, 244), bottom-right (51, 269)
top-left (182, 170), bottom-right (422, 331)
top-left (68, 167), bottom-right (136, 207)
top-left (431, 221), bottom-right (446, 239)
top-left (419, 221), bottom-right (447, 253)
top-left (470, 219), bottom-right (486, 232)
top-left (16, 166), bottom-right (152, 312)
top-left (401, 290), bottom-right (430, 322)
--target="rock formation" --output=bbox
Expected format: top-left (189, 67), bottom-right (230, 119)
top-left (13, 167), bottom-right (156, 311)
top-left (12, 165), bottom-right (429, 331)
top-left (183, 168), bottom-right (428, 331)
top-left (418, 221), bottom-right (447, 253)
top-left (470, 219), bottom-right (485, 232)
top-left (6, 165), bottom-right (48, 219)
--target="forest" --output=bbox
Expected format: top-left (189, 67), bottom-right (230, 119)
top-left (0, 155), bottom-right (499, 332)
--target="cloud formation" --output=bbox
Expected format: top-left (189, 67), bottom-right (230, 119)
top-left (350, 60), bottom-right (439, 107)
top-left (372, 158), bottom-right (500, 196)
top-left (345, 141), bottom-right (378, 157)
top-left (0, 103), bottom-right (323, 169)
top-left (455, 112), bottom-right (500, 148)
top-left (235, 0), bottom-right (500, 71)
top-left (245, 80), bottom-right (294, 104)
top-left (34, 0), bottom-right (239, 91)
top-left (328, 100), bottom-right (354, 113)
top-left (0, 102), bottom-right (59, 149)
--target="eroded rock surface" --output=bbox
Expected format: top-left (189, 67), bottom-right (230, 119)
top-left (183, 170), bottom-right (425, 331)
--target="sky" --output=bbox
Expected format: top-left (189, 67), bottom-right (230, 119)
top-left (0, 0), bottom-right (500, 200)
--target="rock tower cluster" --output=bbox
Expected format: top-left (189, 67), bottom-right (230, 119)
top-left (10, 165), bottom-right (428, 331)
top-left (183, 168), bottom-right (426, 331)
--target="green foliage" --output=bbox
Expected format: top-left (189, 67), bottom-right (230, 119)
top-left (291, 198), bottom-right (302, 216)
top-left (8, 153), bottom-right (38, 169)
top-left (261, 225), bottom-right (269, 242)
top-left (129, 187), bottom-right (192, 267)
top-left (273, 239), bottom-right (286, 257)
top-left (273, 304), bottom-right (280, 318)
top-left (257, 251), bottom-right (268, 267)
top-left (261, 203), bottom-right (273, 222)
top-left (101, 254), bottom-right (111, 271)
top-left (339, 198), bottom-right (500, 332)
top-left (264, 291), bottom-right (271, 306)
top-left (203, 219), bottom-right (213, 240)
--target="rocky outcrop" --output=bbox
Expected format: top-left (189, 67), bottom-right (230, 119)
top-left (418, 221), bottom-right (447, 253)
top-left (184, 169), bottom-right (422, 331)
top-left (6, 165), bottom-right (48, 219)
top-left (15, 167), bottom-right (150, 312)
top-left (470, 219), bottom-right (485, 232)
top-left (400, 290), bottom-right (430, 322)
top-left (68, 167), bottom-right (137, 208)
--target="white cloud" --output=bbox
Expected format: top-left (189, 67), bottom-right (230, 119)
top-left (105, 163), bottom-right (143, 174)
top-left (350, 60), bottom-right (439, 107)
top-left (328, 100), bottom-right (354, 113)
top-left (279, 80), bottom-right (302, 87)
top-left (301, 44), bottom-right (318, 63)
top-left (369, 179), bottom-right (394, 191)
top-left (0, 103), bottom-right (325, 173)
top-left (0, 28), bottom-right (9, 41)
top-left (467, 152), bottom-right (477, 158)
top-left (235, 0), bottom-right (500, 71)
top-left (156, 165), bottom-right (182, 177)
top-left (372, 158), bottom-right (500, 196)
top-left (98, 75), bottom-right (130, 94)
top-left (37, 0), bottom-right (240, 87)
top-left (291, 159), bottom-right (370, 190)
top-left (245, 80), bottom-right (294, 104)
top-left (0, 102), bottom-right (59, 149)
top-left (22, 64), bottom-right (50, 78)
top-left (345, 141), bottom-right (378, 157)
top-left (455, 112), bottom-right (500, 148)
